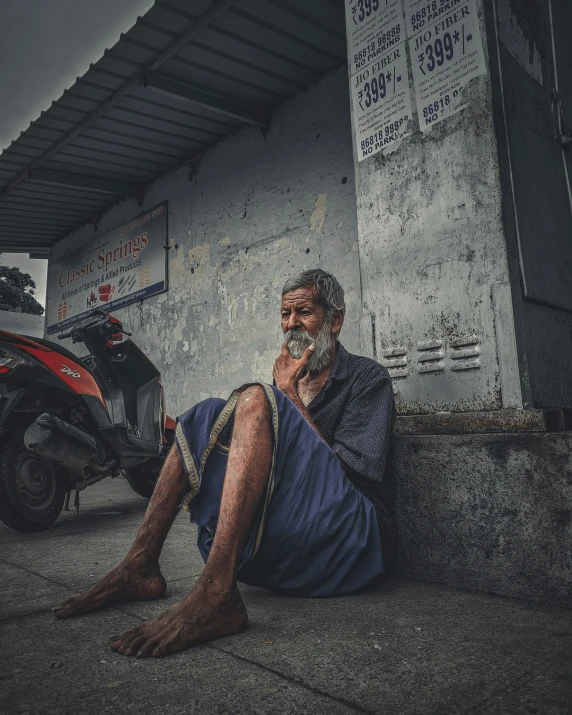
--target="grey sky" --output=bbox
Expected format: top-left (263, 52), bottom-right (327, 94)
top-left (0, 0), bottom-right (154, 307)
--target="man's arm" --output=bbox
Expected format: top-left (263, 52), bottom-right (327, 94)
top-left (331, 369), bottom-right (395, 483)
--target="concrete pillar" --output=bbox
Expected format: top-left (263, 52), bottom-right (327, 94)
top-left (349, 0), bottom-right (572, 416)
top-left (345, 0), bottom-right (572, 605)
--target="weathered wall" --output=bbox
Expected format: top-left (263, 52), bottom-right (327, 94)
top-left (352, 0), bottom-right (520, 415)
top-left (48, 69), bottom-right (360, 417)
top-left (393, 430), bottom-right (572, 608)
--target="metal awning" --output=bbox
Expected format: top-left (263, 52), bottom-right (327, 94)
top-left (0, 0), bottom-right (346, 258)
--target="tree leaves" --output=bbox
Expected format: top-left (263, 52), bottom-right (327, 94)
top-left (0, 265), bottom-right (44, 315)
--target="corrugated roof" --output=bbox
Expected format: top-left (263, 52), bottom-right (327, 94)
top-left (0, 0), bottom-right (346, 257)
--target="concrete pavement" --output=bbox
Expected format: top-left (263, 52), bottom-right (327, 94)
top-left (1, 478), bottom-right (571, 715)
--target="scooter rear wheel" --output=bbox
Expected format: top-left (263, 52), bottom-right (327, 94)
top-left (124, 466), bottom-right (157, 499)
top-left (0, 427), bottom-right (66, 533)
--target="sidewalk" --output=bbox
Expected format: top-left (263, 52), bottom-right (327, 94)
top-left (1, 479), bottom-right (571, 715)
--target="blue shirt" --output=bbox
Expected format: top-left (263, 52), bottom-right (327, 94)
top-left (308, 342), bottom-right (399, 570)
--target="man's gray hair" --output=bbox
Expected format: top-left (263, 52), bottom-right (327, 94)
top-left (282, 269), bottom-right (346, 320)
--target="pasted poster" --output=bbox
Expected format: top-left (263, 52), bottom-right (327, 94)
top-left (345, 0), bottom-right (412, 160)
top-left (46, 202), bottom-right (168, 335)
top-left (406, 0), bottom-right (486, 130)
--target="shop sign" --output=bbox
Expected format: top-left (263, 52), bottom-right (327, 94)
top-left (46, 202), bottom-right (168, 335)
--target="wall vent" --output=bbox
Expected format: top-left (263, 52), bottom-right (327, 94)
top-left (450, 335), bottom-right (481, 371)
top-left (417, 339), bottom-right (444, 373)
top-left (382, 346), bottom-right (409, 379)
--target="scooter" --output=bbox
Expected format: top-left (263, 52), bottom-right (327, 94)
top-left (0, 310), bottom-right (175, 533)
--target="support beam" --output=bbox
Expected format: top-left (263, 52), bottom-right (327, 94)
top-left (0, 241), bottom-right (53, 250)
top-left (0, 239), bottom-right (54, 244)
top-left (0, 224), bottom-right (70, 233)
top-left (0, 228), bottom-right (71, 237)
top-left (0, 215), bottom-right (75, 226)
top-left (27, 169), bottom-right (143, 197)
top-left (142, 74), bottom-right (270, 127)
top-left (0, 0), bottom-right (237, 203)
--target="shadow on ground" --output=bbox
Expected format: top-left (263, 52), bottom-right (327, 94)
top-left (1, 478), bottom-right (571, 715)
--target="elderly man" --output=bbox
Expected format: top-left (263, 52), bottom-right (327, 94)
top-left (54, 269), bottom-right (397, 658)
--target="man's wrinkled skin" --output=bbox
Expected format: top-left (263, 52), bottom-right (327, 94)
top-left (53, 286), bottom-right (343, 658)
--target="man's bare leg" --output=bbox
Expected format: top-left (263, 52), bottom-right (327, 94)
top-left (54, 445), bottom-right (188, 617)
top-left (110, 385), bottom-right (273, 658)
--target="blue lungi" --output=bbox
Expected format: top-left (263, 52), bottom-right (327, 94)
top-left (174, 383), bottom-right (384, 597)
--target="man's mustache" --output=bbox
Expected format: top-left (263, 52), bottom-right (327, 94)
top-left (285, 329), bottom-right (313, 343)
top-left (284, 329), bottom-right (314, 360)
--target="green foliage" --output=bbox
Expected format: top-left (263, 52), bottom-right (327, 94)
top-left (0, 265), bottom-right (44, 315)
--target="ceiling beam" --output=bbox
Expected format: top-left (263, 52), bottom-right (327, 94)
top-left (0, 0), bottom-right (237, 203)
top-left (142, 74), bottom-right (270, 127)
top-left (0, 219), bottom-right (73, 230)
top-left (0, 231), bottom-right (58, 239)
top-left (27, 169), bottom-right (142, 196)
top-left (0, 240), bottom-right (53, 248)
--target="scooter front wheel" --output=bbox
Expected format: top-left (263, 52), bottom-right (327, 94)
top-left (0, 427), bottom-right (66, 533)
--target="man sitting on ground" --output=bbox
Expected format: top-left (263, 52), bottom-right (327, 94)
top-left (54, 269), bottom-right (398, 658)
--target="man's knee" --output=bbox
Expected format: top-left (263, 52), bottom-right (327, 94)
top-left (235, 385), bottom-right (270, 418)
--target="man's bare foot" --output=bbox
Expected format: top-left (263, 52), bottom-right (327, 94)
top-left (53, 550), bottom-right (166, 618)
top-left (110, 578), bottom-right (247, 658)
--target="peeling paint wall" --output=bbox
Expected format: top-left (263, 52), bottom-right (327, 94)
top-left (48, 69), bottom-right (360, 417)
top-left (351, 0), bottom-right (517, 414)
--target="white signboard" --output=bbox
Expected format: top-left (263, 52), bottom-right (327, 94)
top-left (345, 0), bottom-right (412, 160)
top-left (407, 0), bottom-right (486, 131)
top-left (404, 0), bottom-right (469, 37)
top-left (46, 202), bottom-right (168, 335)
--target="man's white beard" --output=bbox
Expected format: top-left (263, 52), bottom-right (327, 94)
top-left (285, 321), bottom-right (333, 372)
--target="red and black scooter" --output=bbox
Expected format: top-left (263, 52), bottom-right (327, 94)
top-left (0, 310), bottom-right (175, 533)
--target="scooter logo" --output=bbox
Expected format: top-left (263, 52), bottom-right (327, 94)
top-left (60, 364), bottom-right (81, 379)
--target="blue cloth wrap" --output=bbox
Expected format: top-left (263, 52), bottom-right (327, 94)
top-left (175, 383), bottom-right (384, 598)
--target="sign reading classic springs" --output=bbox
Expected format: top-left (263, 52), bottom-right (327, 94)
top-left (46, 203), bottom-right (168, 335)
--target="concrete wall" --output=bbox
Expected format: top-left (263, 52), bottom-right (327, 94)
top-left (393, 431), bottom-right (572, 608)
top-left (49, 69), bottom-right (360, 418)
top-left (0, 310), bottom-right (45, 337)
top-left (352, 0), bottom-right (521, 415)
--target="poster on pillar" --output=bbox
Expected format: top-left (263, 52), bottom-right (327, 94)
top-left (345, 0), bottom-right (412, 161)
top-left (406, 0), bottom-right (486, 131)
top-left (45, 202), bottom-right (168, 335)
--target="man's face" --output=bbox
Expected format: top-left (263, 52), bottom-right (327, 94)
top-left (281, 286), bottom-right (325, 339)
top-left (281, 286), bottom-right (339, 372)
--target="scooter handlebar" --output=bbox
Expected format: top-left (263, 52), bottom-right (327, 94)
top-left (57, 313), bottom-right (131, 342)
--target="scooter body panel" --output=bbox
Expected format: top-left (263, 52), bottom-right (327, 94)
top-left (16, 344), bottom-right (107, 409)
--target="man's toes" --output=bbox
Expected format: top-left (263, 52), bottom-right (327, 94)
top-left (111, 627), bottom-right (141, 652)
top-left (152, 634), bottom-right (183, 658)
top-left (53, 597), bottom-right (74, 611)
top-left (135, 637), bottom-right (162, 659)
top-left (54, 598), bottom-right (84, 618)
top-left (124, 634), bottom-right (148, 656)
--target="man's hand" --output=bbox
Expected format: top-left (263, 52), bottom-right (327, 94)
top-left (273, 342), bottom-right (315, 396)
